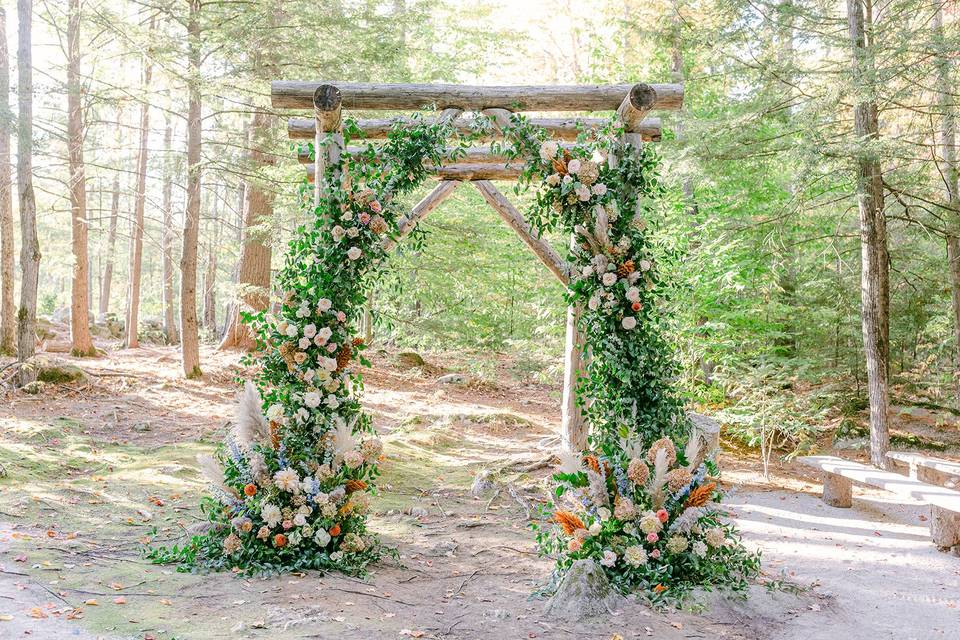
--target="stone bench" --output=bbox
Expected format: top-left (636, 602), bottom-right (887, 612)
top-left (799, 455), bottom-right (960, 552)
top-left (886, 451), bottom-right (960, 490)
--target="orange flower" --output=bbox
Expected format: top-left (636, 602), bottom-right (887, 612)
top-left (243, 484), bottom-right (257, 497)
top-left (685, 482), bottom-right (716, 508)
top-left (653, 584), bottom-right (668, 593)
top-left (553, 510), bottom-right (586, 536)
top-left (583, 455), bottom-right (601, 475)
top-left (345, 479), bottom-right (368, 493)
top-left (329, 523), bottom-right (341, 537)
top-left (273, 534), bottom-right (288, 548)
top-left (631, 302), bottom-right (642, 312)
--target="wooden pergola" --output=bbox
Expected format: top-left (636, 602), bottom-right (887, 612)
top-left (270, 81), bottom-right (684, 452)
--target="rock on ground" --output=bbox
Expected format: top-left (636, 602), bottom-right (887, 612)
top-left (544, 559), bottom-right (624, 618)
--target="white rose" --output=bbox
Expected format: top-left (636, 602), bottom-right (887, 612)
top-left (539, 140), bottom-right (559, 162)
top-left (296, 306), bottom-right (309, 318)
top-left (581, 265), bottom-right (594, 277)
top-left (332, 225), bottom-right (345, 241)
top-left (325, 395), bottom-right (340, 409)
top-left (602, 272), bottom-right (617, 287)
top-left (567, 159), bottom-right (582, 174)
top-left (575, 184), bottom-right (591, 201)
top-left (318, 326), bottom-right (332, 341)
top-left (625, 286), bottom-right (640, 302)
top-left (303, 324), bottom-right (317, 338)
top-left (591, 183), bottom-right (607, 196)
top-left (563, 174), bottom-right (573, 184)
top-left (588, 522), bottom-right (601, 536)
top-left (342, 211), bottom-right (353, 221)
top-left (639, 259), bottom-right (652, 272)
top-left (622, 316), bottom-right (637, 330)
top-left (321, 357), bottom-right (338, 372)
top-left (588, 294), bottom-right (601, 311)
top-left (346, 227), bottom-right (359, 238)
top-left (600, 549), bottom-right (617, 567)
top-left (266, 404), bottom-right (284, 421)
top-left (546, 173), bottom-right (561, 186)
top-left (317, 298), bottom-right (332, 312)
top-left (298, 337), bottom-right (311, 350)
top-left (597, 507), bottom-right (611, 521)
top-left (304, 391), bottom-right (321, 409)
top-left (347, 247), bottom-right (362, 261)
top-left (313, 529), bottom-right (331, 547)
top-left (293, 513), bottom-right (307, 527)
top-left (285, 324), bottom-right (298, 338)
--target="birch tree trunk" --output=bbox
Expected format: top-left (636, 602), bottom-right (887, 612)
top-left (0, 7), bottom-right (14, 355)
top-left (180, 0), bottom-right (202, 378)
top-left (161, 111), bottom-right (178, 344)
top-left (99, 170), bottom-right (120, 321)
top-left (66, 0), bottom-right (94, 356)
top-left (933, 6), bottom-right (960, 400)
top-left (218, 110), bottom-right (273, 351)
top-left (847, 0), bottom-right (889, 468)
top-left (16, 0), bottom-right (39, 385)
top-left (124, 19), bottom-right (154, 349)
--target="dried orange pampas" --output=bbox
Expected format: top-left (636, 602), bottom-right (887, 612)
top-left (345, 479), bottom-right (368, 494)
top-left (685, 482), bottom-right (716, 508)
top-left (553, 510), bottom-right (585, 536)
top-left (583, 454), bottom-right (602, 475)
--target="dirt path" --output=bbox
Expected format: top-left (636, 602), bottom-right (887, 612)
top-left (0, 346), bottom-right (957, 639)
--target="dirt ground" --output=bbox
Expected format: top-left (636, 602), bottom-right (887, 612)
top-left (1, 344), bottom-right (958, 640)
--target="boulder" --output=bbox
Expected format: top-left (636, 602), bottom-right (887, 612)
top-left (544, 559), bottom-right (623, 618)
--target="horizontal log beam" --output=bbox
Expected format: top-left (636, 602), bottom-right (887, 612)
top-left (272, 81), bottom-right (683, 112)
top-left (288, 116), bottom-right (662, 142)
top-left (296, 144), bottom-right (588, 166)
top-left (304, 162), bottom-right (523, 183)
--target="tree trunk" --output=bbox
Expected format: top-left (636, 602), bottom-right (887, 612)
top-left (66, 0), bottom-right (94, 356)
top-left (0, 7), bottom-right (14, 355)
top-left (179, 0), bottom-right (202, 378)
top-left (219, 111), bottom-right (274, 351)
top-left (202, 185), bottom-right (219, 332)
top-left (124, 18), bottom-right (154, 349)
top-left (847, 0), bottom-right (889, 468)
top-left (15, 0), bottom-right (39, 385)
top-left (161, 111), bottom-right (178, 344)
top-left (99, 170), bottom-right (120, 321)
top-left (934, 7), bottom-right (960, 400)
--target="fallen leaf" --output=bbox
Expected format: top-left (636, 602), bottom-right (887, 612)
top-left (114, 596), bottom-right (127, 605)
top-left (29, 607), bottom-right (48, 619)
top-left (109, 582), bottom-right (124, 591)
top-left (670, 621), bottom-right (683, 630)
top-left (159, 599), bottom-right (172, 606)
top-left (399, 630), bottom-right (425, 638)
top-left (0, 614), bottom-right (13, 621)
top-left (84, 599), bottom-right (98, 606)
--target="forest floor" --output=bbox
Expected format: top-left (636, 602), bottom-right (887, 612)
top-left (0, 339), bottom-right (959, 639)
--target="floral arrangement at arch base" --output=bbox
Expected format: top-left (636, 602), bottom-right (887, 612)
top-left (515, 130), bottom-right (761, 606)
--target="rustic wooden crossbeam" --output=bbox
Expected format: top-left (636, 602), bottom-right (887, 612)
top-left (287, 116), bottom-right (662, 141)
top-left (304, 162), bottom-right (522, 183)
top-left (272, 81), bottom-right (683, 112)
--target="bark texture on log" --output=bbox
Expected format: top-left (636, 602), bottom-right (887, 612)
top-left (180, 0), bottom-right (202, 379)
top-left (561, 298), bottom-right (587, 453)
top-left (306, 163), bottom-right (522, 183)
top-left (297, 144), bottom-right (593, 165)
top-left (288, 115), bottom-right (662, 141)
top-left (473, 181), bottom-right (569, 285)
top-left (313, 84), bottom-right (344, 207)
top-left (0, 7), bottom-right (14, 355)
top-left (272, 81), bottom-right (683, 112)
top-left (616, 83), bottom-right (657, 132)
top-left (847, 0), bottom-right (889, 468)
top-left (16, 0), bottom-right (39, 385)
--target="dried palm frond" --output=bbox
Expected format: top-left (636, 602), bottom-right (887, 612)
top-left (684, 430), bottom-right (703, 472)
top-left (647, 448), bottom-right (669, 509)
top-left (553, 510), bottom-right (585, 536)
top-left (232, 381), bottom-right (270, 449)
top-left (196, 454), bottom-right (238, 500)
top-left (593, 205), bottom-right (612, 251)
top-left (557, 450), bottom-right (587, 475)
top-left (686, 482), bottom-right (717, 508)
top-left (331, 417), bottom-right (358, 457)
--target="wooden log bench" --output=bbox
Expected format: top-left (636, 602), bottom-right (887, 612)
top-left (799, 455), bottom-right (960, 552)
top-left (886, 451), bottom-right (960, 490)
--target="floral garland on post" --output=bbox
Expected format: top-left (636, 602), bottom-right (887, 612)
top-left (150, 113), bottom-right (758, 602)
top-left (498, 119), bottom-right (760, 605)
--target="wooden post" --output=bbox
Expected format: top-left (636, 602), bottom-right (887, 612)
top-left (822, 472), bottom-right (853, 508)
top-left (562, 290), bottom-right (587, 453)
top-left (313, 84), bottom-right (343, 207)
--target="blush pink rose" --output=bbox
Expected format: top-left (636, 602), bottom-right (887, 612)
top-left (650, 549), bottom-right (661, 559)
top-left (337, 311), bottom-right (346, 322)
top-left (326, 343), bottom-right (337, 353)
top-left (359, 213), bottom-right (371, 225)
top-left (646, 532), bottom-right (659, 543)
